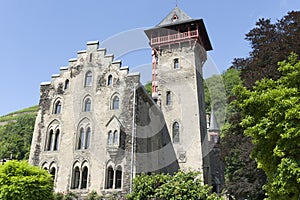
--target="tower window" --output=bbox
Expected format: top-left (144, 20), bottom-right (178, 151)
top-left (174, 58), bottom-right (179, 69)
top-left (84, 98), bottom-right (91, 112)
top-left (108, 75), bottom-right (113, 86)
top-left (65, 79), bottom-right (70, 90)
top-left (89, 53), bottom-right (93, 62)
top-left (85, 71), bottom-right (93, 87)
top-left (173, 122), bottom-right (180, 143)
top-left (166, 91), bottom-right (171, 106)
top-left (112, 96), bottom-right (120, 110)
top-left (54, 101), bottom-right (62, 114)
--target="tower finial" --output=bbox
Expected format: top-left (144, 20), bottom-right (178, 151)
top-left (176, 0), bottom-right (178, 7)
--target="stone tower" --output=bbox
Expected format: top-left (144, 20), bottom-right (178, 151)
top-left (144, 6), bottom-right (213, 183)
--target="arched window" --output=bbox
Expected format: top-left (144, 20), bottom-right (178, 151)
top-left (84, 98), bottom-right (91, 112)
top-left (108, 75), bottom-right (113, 86)
top-left (85, 127), bottom-right (91, 149)
top-left (64, 79), bottom-right (70, 90)
top-left (78, 128), bottom-right (84, 149)
top-left (112, 96), bottom-right (119, 110)
top-left (108, 131), bottom-right (113, 145)
top-left (172, 122), bottom-right (180, 143)
top-left (72, 167), bottom-right (80, 189)
top-left (113, 130), bottom-right (118, 145)
top-left (47, 130), bottom-right (54, 151)
top-left (85, 71), bottom-right (93, 87)
top-left (106, 166), bottom-right (114, 189)
top-left (53, 129), bottom-right (60, 151)
top-left (54, 101), bottom-right (62, 114)
top-left (166, 91), bottom-right (171, 106)
top-left (50, 167), bottom-right (56, 182)
top-left (81, 166), bottom-right (88, 189)
top-left (115, 166), bottom-right (122, 189)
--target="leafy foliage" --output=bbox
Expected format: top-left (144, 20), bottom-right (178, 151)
top-left (144, 81), bottom-right (152, 96)
top-left (233, 11), bottom-right (300, 88)
top-left (0, 160), bottom-right (54, 200)
top-left (0, 114), bottom-right (36, 160)
top-left (235, 54), bottom-right (300, 199)
top-left (126, 170), bottom-right (224, 200)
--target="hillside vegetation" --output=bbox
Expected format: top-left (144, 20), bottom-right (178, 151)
top-left (0, 105), bottom-right (38, 160)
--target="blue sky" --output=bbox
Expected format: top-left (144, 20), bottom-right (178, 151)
top-left (0, 0), bottom-right (299, 116)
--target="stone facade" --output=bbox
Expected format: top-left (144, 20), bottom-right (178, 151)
top-left (29, 6), bottom-right (222, 197)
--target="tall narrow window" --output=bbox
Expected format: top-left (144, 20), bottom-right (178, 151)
top-left (106, 166), bottom-right (114, 189)
top-left (47, 130), bottom-right (54, 151)
top-left (166, 91), bottom-right (171, 106)
top-left (72, 167), bottom-right (80, 189)
top-left (53, 129), bottom-right (60, 151)
top-left (174, 58), bottom-right (179, 69)
top-left (89, 53), bottom-right (93, 62)
top-left (78, 128), bottom-right (84, 149)
top-left (112, 96), bottom-right (119, 110)
top-left (113, 130), bottom-right (118, 145)
top-left (108, 75), bottom-right (113, 86)
top-left (115, 166), bottom-right (122, 189)
top-left (54, 101), bottom-right (62, 114)
top-left (64, 79), bottom-right (70, 90)
top-left (108, 131), bottom-right (113, 145)
top-left (173, 122), bottom-right (180, 143)
top-left (85, 127), bottom-right (91, 149)
top-left (50, 167), bottom-right (56, 182)
top-left (84, 98), bottom-right (91, 112)
top-left (85, 71), bottom-right (92, 87)
top-left (81, 167), bottom-right (88, 189)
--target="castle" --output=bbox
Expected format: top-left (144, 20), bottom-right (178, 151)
top-left (29, 6), bottom-right (223, 196)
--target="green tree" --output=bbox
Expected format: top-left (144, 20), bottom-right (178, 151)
top-left (144, 81), bottom-right (152, 96)
top-left (0, 114), bottom-right (36, 160)
top-left (235, 54), bottom-right (300, 199)
top-left (126, 170), bottom-right (224, 200)
top-left (0, 160), bottom-right (54, 200)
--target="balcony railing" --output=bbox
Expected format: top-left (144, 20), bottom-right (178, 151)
top-left (151, 30), bottom-right (198, 45)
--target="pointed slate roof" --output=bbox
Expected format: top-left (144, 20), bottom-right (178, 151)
top-left (157, 6), bottom-right (192, 27)
top-left (209, 107), bottom-right (220, 132)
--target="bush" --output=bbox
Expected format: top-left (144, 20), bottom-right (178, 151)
top-left (0, 160), bottom-right (54, 200)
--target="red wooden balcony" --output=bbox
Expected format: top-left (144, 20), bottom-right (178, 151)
top-left (151, 30), bottom-right (199, 46)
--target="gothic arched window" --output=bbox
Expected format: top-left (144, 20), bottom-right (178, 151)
top-left (84, 98), bottom-right (91, 112)
top-left (85, 71), bottom-right (93, 87)
top-left (112, 96), bottom-right (119, 110)
top-left (106, 166), bottom-right (114, 189)
top-left (113, 130), bottom-right (118, 145)
top-left (47, 130), bottom-right (54, 151)
top-left (115, 166), bottom-right (122, 189)
top-left (53, 129), bottom-right (60, 151)
top-left (172, 122), bottom-right (180, 143)
top-left (108, 131), bottom-right (113, 145)
top-left (54, 101), bottom-right (62, 114)
top-left (81, 166), bottom-right (88, 189)
top-left (85, 127), bottom-right (91, 149)
top-left (78, 128), bottom-right (84, 149)
top-left (72, 166), bottom-right (80, 189)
